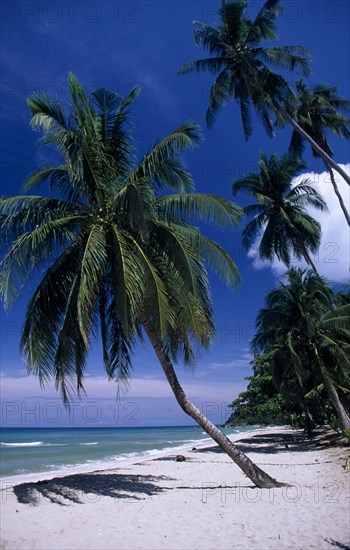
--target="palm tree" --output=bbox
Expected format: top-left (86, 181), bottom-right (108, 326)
top-left (287, 80), bottom-right (350, 226)
top-left (0, 73), bottom-right (282, 488)
top-left (253, 268), bottom-right (350, 430)
top-left (179, 0), bottom-right (350, 186)
top-left (232, 153), bottom-right (327, 274)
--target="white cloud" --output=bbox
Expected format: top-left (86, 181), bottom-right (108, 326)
top-left (207, 355), bottom-right (252, 370)
top-left (248, 164), bottom-right (350, 283)
top-left (0, 372), bottom-right (239, 403)
top-left (0, 373), bottom-right (245, 426)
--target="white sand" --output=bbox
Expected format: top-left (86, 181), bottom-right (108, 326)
top-left (1, 427), bottom-right (349, 550)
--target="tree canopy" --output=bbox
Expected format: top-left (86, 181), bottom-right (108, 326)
top-left (0, 73), bottom-right (243, 401)
top-left (252, 268), bottom-right (350, 430)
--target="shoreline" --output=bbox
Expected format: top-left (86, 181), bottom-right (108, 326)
top-left (1, 426), bottom-right (349, 550)
top-left (1, 425), bottom-right (277, 488)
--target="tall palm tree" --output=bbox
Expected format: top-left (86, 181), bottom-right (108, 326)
top-left (179, 0), bottom-right (350, 186)
top-left (0, 73), bottom-right (282, 488)
top-left (232, 153), bottom-right (327, 274)
top-left (287, 80), bottom-right (350, 226)
top-left (252, 268), bottom-right (350, 430)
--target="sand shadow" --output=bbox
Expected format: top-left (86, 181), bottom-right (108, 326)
top-left (12, 472), bottom-right (175, 507)
top-left (197, 432), bottom-right (305, 454)
top-left (324, 539), bottom-right (350, 550)
top-left (234, 432), bottom-right (314, 454)
top-left (197, 429), bottom-right (348, 455)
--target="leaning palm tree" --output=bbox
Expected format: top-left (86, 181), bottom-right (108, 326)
top-left (0, 73), bottom-right (282, 488)
top-left (253, 268), bottom-right (350, 430)
top-left (179, 0), bottom-right (350, 186)
top-left (287, 80), bottom-right (350, 226)
top-left (232, 153), bottom-right (327, 274)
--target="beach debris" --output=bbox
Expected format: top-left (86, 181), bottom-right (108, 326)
top-left (175, 455), bottom-right (186, 462)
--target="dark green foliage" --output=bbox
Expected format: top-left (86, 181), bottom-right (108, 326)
top-left (226, 353), bottom-right (290, 425)
top-left (227, 274), bottom-right (350, 429)
top-left (286, 80), bottom-right (350, 225)
top-left (287, 80), bottom-right (350, 160)
top-left (180, 0), bottom-right (350, 187)
top-left (253, 268), bottom-right (350, 429)
top-left (179, 0), bottom-right (311, 137)
top-left (232, 152), bottom-right (327, 271)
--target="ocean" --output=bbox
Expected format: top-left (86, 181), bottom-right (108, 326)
top-left (0, 425), bottom-right (255, 480)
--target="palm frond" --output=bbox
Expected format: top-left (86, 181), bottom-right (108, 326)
top-left (288, 182), bottom-right (328, 212)
top-left (53, 272), bottom-right (89, 404)
top-left (178, 58), bottom-right (225, 75)
top-left (156, 193), bottom-right (243, 228)
top-left (320, 304), bottom-right (350, 334)
top-left (129, 121), bottom-right (202, 191)
top-left (20, 241), bottom-right (83, 396)
top-left (0, 214), bottom-right (83, 307)
top-left (108, 225), bottom-right (144, 334)
top-left (233, 77), bottom-right (253, 140)
top-left (175, 225), bottom-right (240, 288)
top-left (218, 1), bottom-right (247, 46)
top-left (99, 284), bottom-right (134, 383)
top-left (206, 68), bottom-right (235, 129)
top-left (77, 225), bottom-right (109, 346)
top-left (112, 179), bottom-right (154, 238)
top-left (192, 21), bottom-right (224, 55)
top-left (241, 211), bottom-right (268, 252)
top-left (127, 234), bottom-right (171, 340)
top-left (27, 93), bottom-right (68, 133)
top-left (245, 0), bottom-right (283, 46)
top-left (288, 129), bottom-right (305, 158)
top-left (258, 46), bottom-right (312, 76)
top-left (232, 173), bottom-right (269, 199)
top-left (68, 72), bottom-right (97, 136)
top-left (108, 86), bottom-right (140, 170)
top-left (151, 222), bottom-right (199, 294)
top-left (259, 216), bottom-right (290, 264)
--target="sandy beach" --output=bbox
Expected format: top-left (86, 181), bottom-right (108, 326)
top-left (1, 426), bottom-right (349, 550)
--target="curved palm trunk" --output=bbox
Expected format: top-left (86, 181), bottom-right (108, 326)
top-left (324, 165), bottom-right (350, 227)
top-left (299, 241), bottom-right (319, 276)
top-left (142, 318), bottom-right (284, 488)
top-left (281, 109), bottom-right (350, 187)
top-left (339, 392), bottom-right (350, 419)
top-left (313, 345), bottom-right (350, 431)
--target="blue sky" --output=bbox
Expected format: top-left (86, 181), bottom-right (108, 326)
top-left (1, 0), bottom-right (349, 427)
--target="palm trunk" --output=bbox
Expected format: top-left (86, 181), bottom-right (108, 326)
top-left (142, 318), bottom-right (284, 488)
top-left (299, 241), bottom-right (319, 276)
top-left (281, 109), bottom-right (350, 187)
top-left (324, 376), bottom-right (350, 431)
top-left (313, 345), bottom-right (350, 431)
top-left (324, 164), bottom-right (350, 227)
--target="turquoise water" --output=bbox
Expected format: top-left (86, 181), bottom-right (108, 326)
top-left (0, 426), bottom-right (254, 479)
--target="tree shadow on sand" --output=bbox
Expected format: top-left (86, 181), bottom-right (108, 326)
top-left (325, 538), bottom-right (350, 550)
top-left (198, 429), bottom-right (348, 455)
top-left (12, 472), bottom-right (175, 507)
